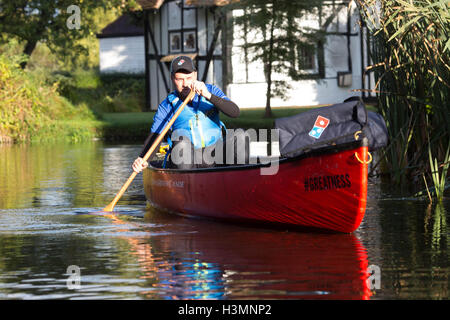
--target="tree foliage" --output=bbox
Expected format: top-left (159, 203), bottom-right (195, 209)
top-left (230, 0), bottom-right (323, 117)
top-left (0, 0), bottom-right (139, 69)
top-left (0, 45), bottom-right (98, 143)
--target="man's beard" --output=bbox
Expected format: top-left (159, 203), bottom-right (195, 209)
top-left (178, 87), bottom-right (191, 101)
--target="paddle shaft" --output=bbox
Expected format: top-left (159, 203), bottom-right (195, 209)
top-left (103, 90), bottom-right (195, 212)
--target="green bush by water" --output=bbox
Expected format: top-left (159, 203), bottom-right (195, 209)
top-left (54, 70), bottom-right (146, 115)
top-left (0, 47), bottom-right (101, 143)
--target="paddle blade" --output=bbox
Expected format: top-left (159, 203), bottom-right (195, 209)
top-left (103, 171), bottom-right (138, 212)
top-left (101, 91), bottom-right (193, 213)
top-left (103, 201), bottom-right (116, 212)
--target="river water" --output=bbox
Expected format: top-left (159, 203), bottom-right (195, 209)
top-left (0, 141), bottom-right (448, 300)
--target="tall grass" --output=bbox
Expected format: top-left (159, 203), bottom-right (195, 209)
top-left (357, 0), bottom-right (450, 199)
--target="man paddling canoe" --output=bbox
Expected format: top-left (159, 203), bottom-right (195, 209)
top-left (132, 55), bottom-right (242, 172)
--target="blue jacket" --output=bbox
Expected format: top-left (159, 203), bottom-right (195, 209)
top-left (150, 84), bottom-right (228, 149)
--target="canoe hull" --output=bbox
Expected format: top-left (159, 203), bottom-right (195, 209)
top-left (143, 141), bottom-right (368, 233)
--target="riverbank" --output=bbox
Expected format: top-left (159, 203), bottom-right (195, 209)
top-left (0, 55), bottom-right (318, 144)
top-left (0, 50), bottom-right (371, 143)
top-left (57, 69), bottom-right (325, 141)
top-left (99, 103), bottom-right (380, 141)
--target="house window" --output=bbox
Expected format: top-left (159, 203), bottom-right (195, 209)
top-left (297, 45), bottom-right (316, 71)
top-left (170, 32), bottom-right (182, 52)
top-left (183, 30), bottom-right (196, 52)
top-left (167, 0), bottom-right (198, 54)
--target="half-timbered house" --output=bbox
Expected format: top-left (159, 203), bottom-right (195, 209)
top-left (98, 0), bottom-right (375, 110)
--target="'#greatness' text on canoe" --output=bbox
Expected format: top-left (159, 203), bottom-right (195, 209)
top-left (304, 174), bottom-right (351, 192)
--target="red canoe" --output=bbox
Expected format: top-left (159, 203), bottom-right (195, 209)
top-left (143, 139), bottom-right (369, 233)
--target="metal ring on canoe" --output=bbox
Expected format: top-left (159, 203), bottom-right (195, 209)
top-left (355, 151), bottom-right (373, 164)
top-left (353, 130), bottom-right (372, 163)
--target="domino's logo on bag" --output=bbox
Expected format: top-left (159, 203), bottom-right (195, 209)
top-left (309, 115), bottom-right (330, 139)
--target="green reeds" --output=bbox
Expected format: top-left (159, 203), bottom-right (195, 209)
top-left (428, 141), bottom-right (450, 201)
top-left (356, 0), bottom-right (450, 199)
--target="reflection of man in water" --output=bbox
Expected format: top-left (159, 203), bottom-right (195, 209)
top-left (185, 34), bottom-right (195, 50)
top-left (171, 35), bottom-right (180, 51)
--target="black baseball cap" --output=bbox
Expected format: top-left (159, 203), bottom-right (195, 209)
top-left (170, 55), bottom-right (196, 74)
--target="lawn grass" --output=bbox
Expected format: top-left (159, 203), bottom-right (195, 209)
top-left (221, 106), bottom-right (325, 130)
top-left (99, 106), bottom-right (321, 141)
top-left (99, 103), bottom-right (378, 141)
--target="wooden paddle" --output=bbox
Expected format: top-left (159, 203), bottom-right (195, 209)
top-left (103, 89), bottom-right (195, 212)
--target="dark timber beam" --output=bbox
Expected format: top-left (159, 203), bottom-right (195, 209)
top-left (147, 18), bottom-right (170, 94)
top-left (201, 11), bottom-right (225, 83)
top-left (143, 10), bottom-right (151, 110)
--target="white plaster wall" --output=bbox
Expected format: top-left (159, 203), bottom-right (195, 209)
top-left (99, 36), bottom-right (145, 74)
top-left (228, 78), bottom-right (361, 108)
top-left (228, 3), bottom-right (365, 108)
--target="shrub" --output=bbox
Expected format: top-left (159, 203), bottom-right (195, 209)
top-left (0, 45), bottom-right (99, 143)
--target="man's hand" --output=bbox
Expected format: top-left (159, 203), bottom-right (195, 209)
top-left (132, 157), bottom-right (148, 173)
top-left (191, 80), bottom-right (212, 100)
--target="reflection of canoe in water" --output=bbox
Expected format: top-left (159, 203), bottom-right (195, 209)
top-left (143, 139), bottom-right (368, 233)
top-left (135, 212), bottom-right (372, 300)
